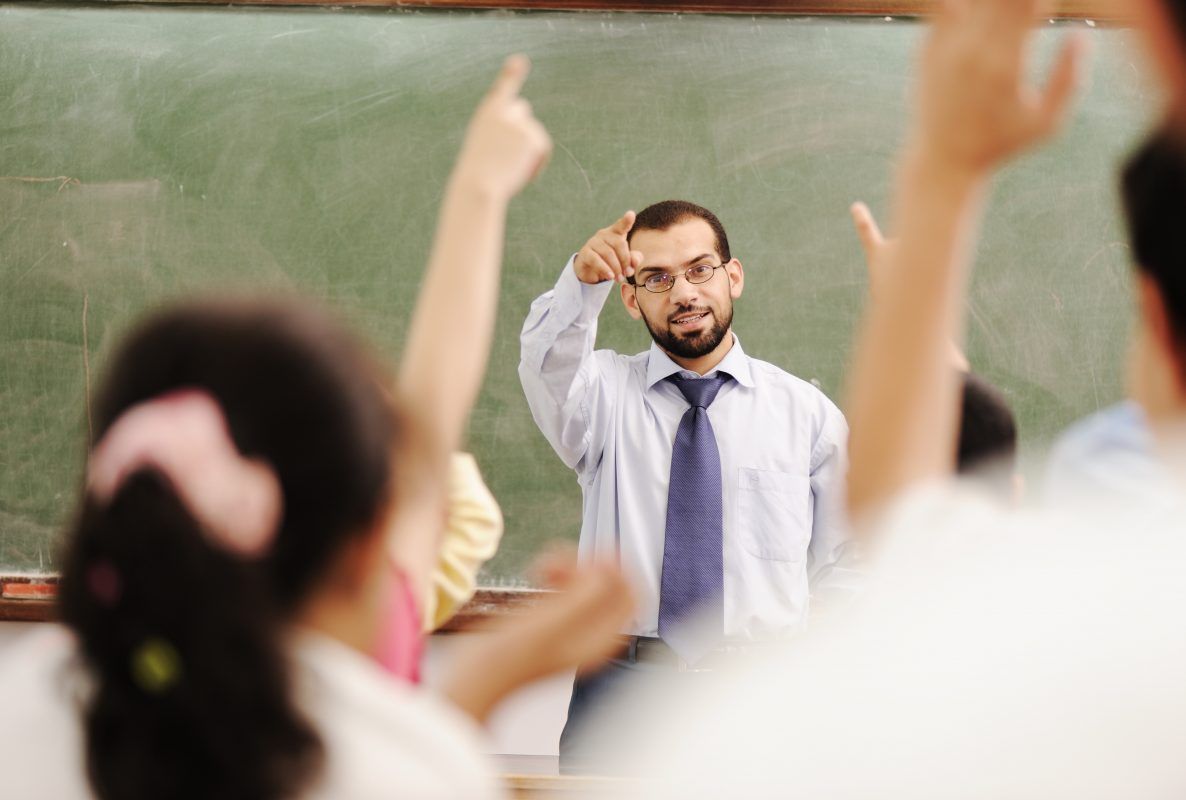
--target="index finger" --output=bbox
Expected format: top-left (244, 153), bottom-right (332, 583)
top-left (849, 201), bottom-right (885, 258)
top-left (609, 210), bottom-right (636, 235)
top-left (487, 54), bottom-right (531, 102)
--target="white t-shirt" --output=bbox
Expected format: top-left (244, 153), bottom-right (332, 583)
top-left (606, 483), bottom-right (1186, 799)
top-left (0, 625), bottom-right (503, 800)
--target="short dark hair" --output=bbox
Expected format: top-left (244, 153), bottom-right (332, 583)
top-left (628, 200), bottom-right (732, 262)
top-left (1122, 127), bottom-right (1186, 369)
top-left (957, 372), bottom-right (1018, 499)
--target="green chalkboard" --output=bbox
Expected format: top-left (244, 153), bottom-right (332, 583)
top-left (0, 3), bottom-right (1154, 579)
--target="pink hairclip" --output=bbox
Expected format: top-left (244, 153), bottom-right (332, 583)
top-left (87, 390), bottom-right (282, 558)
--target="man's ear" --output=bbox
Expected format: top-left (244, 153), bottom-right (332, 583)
top-left (727, 258), bottom-right (745, 300)
top-left (620, 282), bottom-right (642, 320)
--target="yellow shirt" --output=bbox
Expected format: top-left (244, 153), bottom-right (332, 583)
top-left (422, 453), bottom-right (504, 631)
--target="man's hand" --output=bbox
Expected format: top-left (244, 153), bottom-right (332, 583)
top-left (911, 0), bottom-right (1087, 177)
top-left (453, 55), bottom-right (553, 201)
top-left (574, 210), bottom-right (643, 285)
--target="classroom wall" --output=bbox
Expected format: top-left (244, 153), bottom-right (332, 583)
top-left (0, 621), bottom-right (571, 756)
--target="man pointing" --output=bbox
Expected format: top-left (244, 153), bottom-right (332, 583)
top-left (519, 200), bottom-right (850, 768)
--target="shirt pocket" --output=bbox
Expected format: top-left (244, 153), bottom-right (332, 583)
top-left (736, 467), bottom-right (812, 562)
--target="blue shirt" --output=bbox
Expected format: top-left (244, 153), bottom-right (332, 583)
top-left (1043, 401), bottom-right (1173, 508)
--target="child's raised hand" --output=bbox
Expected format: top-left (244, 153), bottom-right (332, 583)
top-left (911, 0), bottom-right (1087, 175)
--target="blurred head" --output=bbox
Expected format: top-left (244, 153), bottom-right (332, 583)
top-left (1122, 127), bottom-right (1186, 420)
top-left (1135, 0), bottom-right (1186, 113)
top-left (956, 372), bottom-right (1019, 501)
top-left (621, 201), bottom-right (744, 368)
top-left (58, 298), bottom-right (402, 800)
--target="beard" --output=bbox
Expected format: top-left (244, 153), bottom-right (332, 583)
top-left (641, 302), bottom-right (734, 360)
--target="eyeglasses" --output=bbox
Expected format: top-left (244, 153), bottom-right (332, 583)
top-left (627, 262), bottom-right (727, 294)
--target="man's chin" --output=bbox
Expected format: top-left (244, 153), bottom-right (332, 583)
top-left (642, 309), bottom-right (731, 361)
top-left (667, 317), bottom-right (714, 343)
top-left (662, 332), bottom-right (722, 360)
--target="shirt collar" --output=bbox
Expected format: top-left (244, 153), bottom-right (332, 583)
top-left (645, 333), bottom-right (755, 390)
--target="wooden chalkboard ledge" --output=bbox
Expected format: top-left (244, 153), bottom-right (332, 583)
top-left (0, 577), bottom-right (543, 630)
top-left (76, 0), bottom-right (1128, 22)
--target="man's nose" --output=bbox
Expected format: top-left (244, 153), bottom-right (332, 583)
top-left (667, 272), bottom-right (700, 305)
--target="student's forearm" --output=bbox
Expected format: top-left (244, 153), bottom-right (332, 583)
top-left (845, 148), bottom-right (988, 519)
top-left (440, 627), bottom-right (549, 723)
top-left (393, 175), bottom-right (507, 593)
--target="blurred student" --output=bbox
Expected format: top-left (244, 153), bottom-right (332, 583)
top-left (1039, 0), bottom-right (1186, 510)
top-left (596, 3), bottom-right (1186, 797)
top-left (0, 56), bottom-right (632, 800)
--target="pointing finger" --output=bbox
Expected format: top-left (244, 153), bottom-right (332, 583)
top-left (610, 210), bottom-right (636, 236)
top-left (488, 54), bottom-right (531, 102)
top-left (849, 202), bottom-right (885, 261)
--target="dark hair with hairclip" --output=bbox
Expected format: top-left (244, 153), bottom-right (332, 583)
top-left (58, 299), bottom-right (401, 800)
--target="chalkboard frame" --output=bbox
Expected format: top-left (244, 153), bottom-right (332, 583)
top-left (0, 580), bottom-right (538, 630)
top-left (87, 0), bottom-right (1126, 21)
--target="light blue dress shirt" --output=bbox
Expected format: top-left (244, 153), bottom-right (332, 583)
top-left (519, 260), bottom-right (850, 641)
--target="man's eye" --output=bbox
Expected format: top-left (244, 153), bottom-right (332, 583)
top-left (688, 265), bottom-right (714, 279)
top-left (645, 274), bottom-right (673, 289)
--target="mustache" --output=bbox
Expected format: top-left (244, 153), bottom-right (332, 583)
top-left (667, 305), bottom-right (712, 324)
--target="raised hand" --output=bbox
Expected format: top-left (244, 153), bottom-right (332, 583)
top-left (843, 0), bottom-right (1085, 519)
top-left (391, 55), bottom-right (550, 605)
top-left (850, 200), bottom-right (971, 372)
top-left (911, 0), bottom-right (1087, 175)
top-left (573, 210), bottom-right (643, 285)
top-left (453, 55), bottom-right (553, 201)
top-left (441, 546), bottom-right (636, 723)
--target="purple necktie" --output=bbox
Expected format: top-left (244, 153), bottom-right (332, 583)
top-left (659, 373), bottom-right (730, 665)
